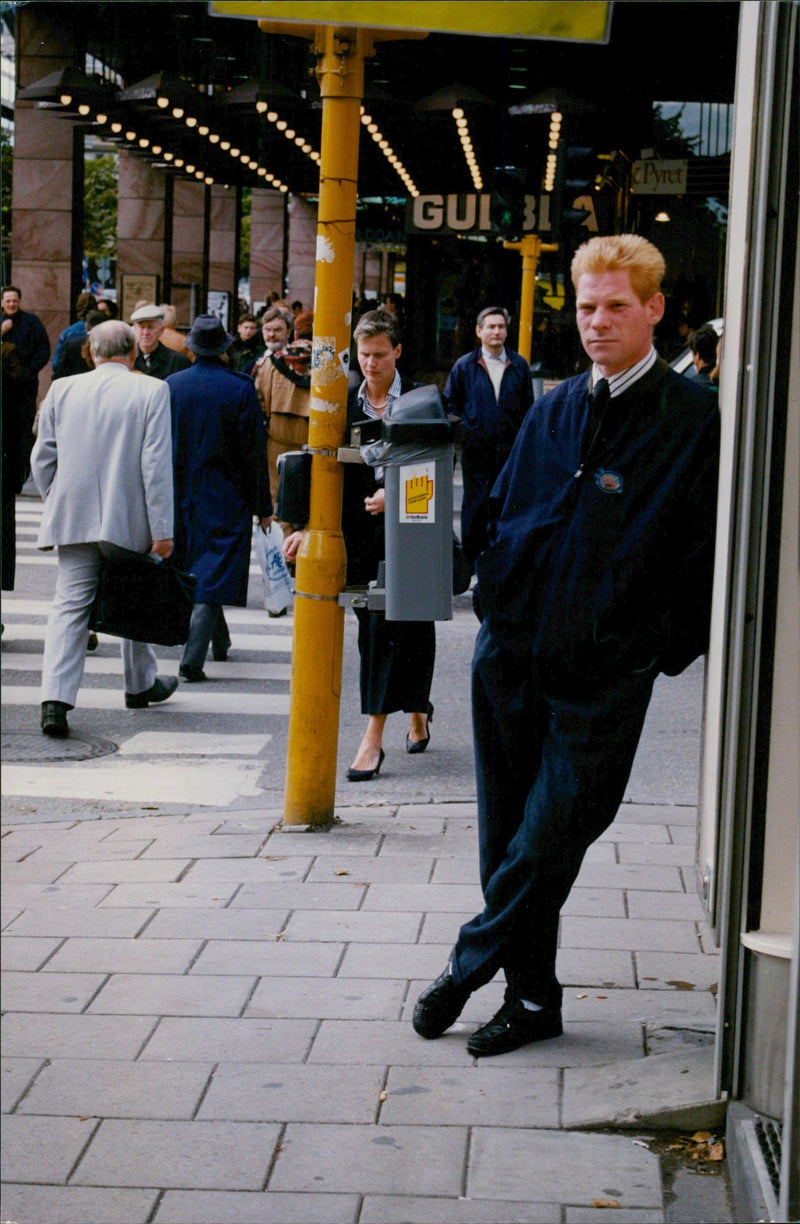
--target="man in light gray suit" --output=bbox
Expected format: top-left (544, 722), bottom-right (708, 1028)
top-left (32, 320), bottom-right (178, 737)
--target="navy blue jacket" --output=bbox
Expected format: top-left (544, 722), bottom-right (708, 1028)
top-left (445, 345), bottom-right (533, 562)
top-left (476, 359), bottom-right (719, 691)
top-left (444, 345), bottom-right (533, 450)
top-left (168, 359), bottom-right (271, 605)
top-left (51, 320), bottom-right (87, 375)
top-left (1, 308), bottom-right (50, 386)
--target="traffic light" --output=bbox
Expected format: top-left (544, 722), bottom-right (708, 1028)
top-left (490, 166), bottom-right (527, 240)
top-left (550, 142), bottom-right (598, 240)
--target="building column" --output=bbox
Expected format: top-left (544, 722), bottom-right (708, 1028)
top-left (209, 184), bottom-right (238, 327)
top-left (249, 187), bottom-right (285, 308)
top-left (12, 6), bottom-right (81, 371)
top-left (357, 243), bottom-right (383, 301)
top-left (116, 151), bottom-right (167, 321)
top-left (286, 195), bottom-right (317, 312)
top-left (171, 179), bottom-right (206, 328)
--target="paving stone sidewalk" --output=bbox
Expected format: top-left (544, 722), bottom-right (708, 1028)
top-left (1, 799), bottom-right (723, 1224)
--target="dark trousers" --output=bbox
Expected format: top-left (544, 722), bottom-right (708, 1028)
top-left (354, 607), bottom-right (435, 715)
top-left (460, 444), bottom-right (509, 566)
top-left (451, 621), bottom-right (655, 1007)
top-left (181, 603), bottom-right (232, 670)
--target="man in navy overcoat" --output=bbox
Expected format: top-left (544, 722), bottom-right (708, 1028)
top-left (168, 315), bottom-right (272, 681)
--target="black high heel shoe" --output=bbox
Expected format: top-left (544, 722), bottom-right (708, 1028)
top-left (346, 747), bottom-right (385, 782)
top-left (406, 702), bottom-right (434, 754)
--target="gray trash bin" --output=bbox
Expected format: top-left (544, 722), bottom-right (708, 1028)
top-left (360, 385), bottom-right (455, 622)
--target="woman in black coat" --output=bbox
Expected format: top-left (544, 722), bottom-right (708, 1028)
top-left (285, 310), bottom-right (435, 781)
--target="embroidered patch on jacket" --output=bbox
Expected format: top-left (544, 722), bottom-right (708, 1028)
top-left (594, 468), bottom-right (623, 494)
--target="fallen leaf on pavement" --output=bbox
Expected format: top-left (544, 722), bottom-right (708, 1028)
top-left (668, 1131), bottom-right (725, 1163)
top-left (591, 1199), bottom-right (621, 1209)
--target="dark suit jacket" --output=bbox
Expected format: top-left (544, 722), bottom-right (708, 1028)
top-left (342, 375), bottom-right (418, 585)
top-left (135, 342), bottom-right (191, 380)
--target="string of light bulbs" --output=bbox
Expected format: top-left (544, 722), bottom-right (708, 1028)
top-left (452, 108), bottom-right (482, 192)
top-left (154, 92), bottom-right (289, 191)
top-left (360, 109), bottom-right (419, 198)
top-left (255, 99), bottom-right (320, 167)
top-left (543, 110), bottom-right (562, 193)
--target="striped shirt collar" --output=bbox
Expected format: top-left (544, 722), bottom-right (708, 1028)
top-left (592, 346), bottom-right (658, 399)
top-left (358, 368), bottom-right (403, 418)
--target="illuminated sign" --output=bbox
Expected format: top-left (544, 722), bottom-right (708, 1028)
top-left (407, 193), bottom-right (553, 235)
top-left (630, 159), bottom-right (688, 195)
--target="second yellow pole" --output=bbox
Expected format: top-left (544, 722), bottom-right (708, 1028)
top-left (504, 234), bottom-right (558, 364)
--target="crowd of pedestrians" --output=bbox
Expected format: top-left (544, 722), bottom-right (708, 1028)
top-left (2, 241), bottom-right (720, 1061)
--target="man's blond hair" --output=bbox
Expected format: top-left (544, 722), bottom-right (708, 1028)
top-left (571, 234), bottom-right (665, 303)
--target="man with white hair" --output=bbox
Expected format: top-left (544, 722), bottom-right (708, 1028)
top-left (131, 304), bottom-right (191, 379)
top-left (31, 320), bottom-right (178, 738)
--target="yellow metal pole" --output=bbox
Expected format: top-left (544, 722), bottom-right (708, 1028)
top-left (282, 25), bottom-right (371, 826)
top-left (504, 235), bottom-right (558, 364)
top-left (517, 234), bottom-right (540, 364)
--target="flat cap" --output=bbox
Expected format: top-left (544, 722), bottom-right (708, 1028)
top-left (130, 304), bottom-right (164, 323)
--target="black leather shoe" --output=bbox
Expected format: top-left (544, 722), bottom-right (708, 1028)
top-left (412, 965), bottom-right (472, 1038)
top-left (41, 701), bottom-right (70, 737)
top-left (406, 701), bottom-right (434, 754)
top-left (346, 748), bottom-right (385, 782)
top-left (125, 676), bottom-right (179, 709)
top-left (466, 998), bottom-right (563, 1057)
top-left (179, 665), bottom-right (207, 683)
top-left (211, 647), bottom-right (229, 662)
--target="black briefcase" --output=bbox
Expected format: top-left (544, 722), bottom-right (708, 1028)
top-left (89, 555), bottom-right (197, 647)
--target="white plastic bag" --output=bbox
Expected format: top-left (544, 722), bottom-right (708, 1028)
top-left (254, 522), bottom-right (294, 615)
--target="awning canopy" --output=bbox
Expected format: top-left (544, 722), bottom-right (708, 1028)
top-left (16, 2), bottom-right (740, 200)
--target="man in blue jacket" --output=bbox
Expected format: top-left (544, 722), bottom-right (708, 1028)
top-left (414, 235), bottom-right (720, 1057)
top-left (444, 305), bottom-right (533, 565)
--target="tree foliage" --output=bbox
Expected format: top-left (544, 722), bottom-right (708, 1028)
top-left (83, 152), bottom-right (118, 261)
top-left (652, 104), bottom-right (701, 158)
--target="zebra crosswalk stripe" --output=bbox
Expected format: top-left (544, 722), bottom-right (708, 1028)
top-left (2, 499), bottom-right (295, 810)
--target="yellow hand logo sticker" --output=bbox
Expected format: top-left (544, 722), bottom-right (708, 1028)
top-left (405, 473), bottom-right (434, 516)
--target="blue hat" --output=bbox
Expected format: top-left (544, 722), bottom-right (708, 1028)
top-left (186, 314), bottom-right (232, 356)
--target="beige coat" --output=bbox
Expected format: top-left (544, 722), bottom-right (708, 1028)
top-left (254, 353), bottom-right (311, 500)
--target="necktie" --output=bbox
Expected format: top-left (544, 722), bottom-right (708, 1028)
top-left (577, 378), bottom-right (610, 478)
top-left (591, 377), bottom-right (610, 414)
top-left (587, 377), bottom-right (609, 434)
